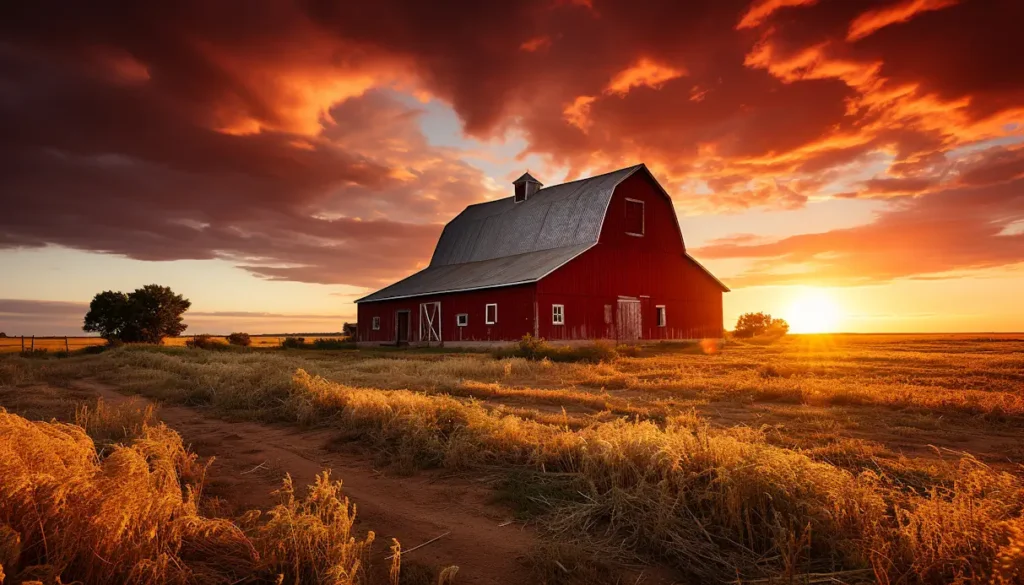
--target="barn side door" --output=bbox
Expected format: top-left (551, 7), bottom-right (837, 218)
top-left (419, 302), bottom-right (441, 345)
top-left (616, 299), bottom-right (641, 342)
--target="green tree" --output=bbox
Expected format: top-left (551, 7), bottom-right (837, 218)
top-left (83, 285), bottom-right (190, 343)
top-left (82, 291), bottom-right (130, 341)
top-left (734, 312), bottom-right (790, 338)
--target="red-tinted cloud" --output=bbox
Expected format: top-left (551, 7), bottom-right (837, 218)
top-left (0, 0), bottom-right (1021, 289)
top-left (696, 144), bottom-right (1024, 285)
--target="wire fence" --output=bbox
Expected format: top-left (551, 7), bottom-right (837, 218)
top-left (0, 336), bottom-right (107, 354)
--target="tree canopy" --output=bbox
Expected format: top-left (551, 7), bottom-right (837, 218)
top-left (733, 312), bottom-right (790, 339)
top-left (83, 285), bottom-right (191, 343)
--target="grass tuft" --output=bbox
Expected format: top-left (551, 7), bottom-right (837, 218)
top-left (0, 408), bottom-right (389, 585)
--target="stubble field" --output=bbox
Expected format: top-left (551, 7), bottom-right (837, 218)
top-left (1, 333), bottom-right (1023, 584)
top-left (0, 334), bottom-right (350, 353)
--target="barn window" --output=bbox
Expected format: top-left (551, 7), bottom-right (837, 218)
top-left (485, 303), bottom-right (498, 324)
top-left (552, 304), bottom-right (564, 325)
top-left (457, 313), bottom-right (468, 327)
top-left (625, 198), bottom-right (644, 236)
top-left (372, 316), bottom-right (380, 330)
top-left (604, 304), bottom-right (613, 325)
top-left (656, 306), bottom-right (666, 327)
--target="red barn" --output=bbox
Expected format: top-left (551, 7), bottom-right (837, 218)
top-left (356, 164), bottom-right (728, 346)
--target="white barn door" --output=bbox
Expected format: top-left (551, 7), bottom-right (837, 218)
top-left (616, 299), bottom-right (641, 341)
top-left (419, 302), bottom-right (442, 344)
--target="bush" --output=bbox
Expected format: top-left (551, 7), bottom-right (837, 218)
top-left (733, 312), bottom-right (790, 339)
top-left (18, 348), bottom-right (48, 359)
top-left (227, 332), bottom-right (252, 347)
top-left (281, 337), bottom-right (307, 349)
top-left (616, 344), bottom-right (642, 357)
top-left (311, 338), bottom-right (353, 350)
top-left (495, 334), bottom-right (619, 363)
top-left (186, 334), bottom-right (229, 350)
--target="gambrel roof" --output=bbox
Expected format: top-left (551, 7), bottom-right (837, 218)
top-left (357, 164), bottom-right (727, 303)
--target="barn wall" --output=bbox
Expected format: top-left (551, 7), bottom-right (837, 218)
top-left (356, 284), bottom-right (536, 344)
top-left (536, 172), bottom-right (724, 340)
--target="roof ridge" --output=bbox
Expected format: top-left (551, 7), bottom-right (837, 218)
top-left (460, 163), bottom-right (644, 210)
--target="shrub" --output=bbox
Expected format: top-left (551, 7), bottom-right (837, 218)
top-left (615, 344), bottom-right (642, 357)
top-left (734, 312), bottom-right (790, 339)
top-left (227, 332), bottom-right (252, 347)
top-left (494, 334), bottom-right (619, 363)
top-left (281, 337), bottom-right (307, 349)
top-left (18, 348), bottom-right (48, 359)
top-left (186, 334), bottom-right (229, 350)
top-left (311, 337), bottom-right (353, 350)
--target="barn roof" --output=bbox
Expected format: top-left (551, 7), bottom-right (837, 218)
top-left (357, 164), bottom-right (728, 303)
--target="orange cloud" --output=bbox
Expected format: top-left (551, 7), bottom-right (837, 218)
top-left (606, 58), bottom-right (685, 95)
top-left (520, 36), bottom-right (552, 52)
top-left (848, 0), bottom-right (959, 41)
top-left (736, 0), bottom-right (818, 29)
top-left (563, 95), bottom-right (596, 131)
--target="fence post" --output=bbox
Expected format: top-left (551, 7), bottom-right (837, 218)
top-left (30, 336), bottom-right (35, 350)
top-left (21, 336), bottom-right (24, 351)
top-left (65, 336), bottom-right (70, 352)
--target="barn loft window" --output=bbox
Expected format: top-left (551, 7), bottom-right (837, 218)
top-left (372, 316), bottom-right (381, 330)
top-left (656, 306), bottom-right (666, 327)
top-left (625, 198), bottom-right (645, 236)
top-left (552, 304), bottom-right (565, 325)
top-left (457, 313), bottom-right (468, 327)
top-left (485, 303), bottom-right (498, 324)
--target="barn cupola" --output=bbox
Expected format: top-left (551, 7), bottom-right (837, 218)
top-left (513, 172), bottom-right (543, 203)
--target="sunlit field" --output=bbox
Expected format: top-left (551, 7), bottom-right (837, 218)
top-left (0, 335), bottom-right (349, 353)
top-left (2, 333), bottom-right (1023, 584)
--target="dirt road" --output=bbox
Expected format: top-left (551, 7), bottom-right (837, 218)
top-left (72, 380), bottom-right (537, 585)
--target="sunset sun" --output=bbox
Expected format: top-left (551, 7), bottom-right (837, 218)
top-left (784, 288), bottom-right (843, 333)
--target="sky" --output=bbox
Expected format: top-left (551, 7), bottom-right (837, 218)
top-left (1, 0), bottom-right (1023, 335)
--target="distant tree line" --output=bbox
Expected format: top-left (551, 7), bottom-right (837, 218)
top-left (733, 312), bottom-right (789, 339)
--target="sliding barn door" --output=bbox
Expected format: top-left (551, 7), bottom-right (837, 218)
top-left (616, 299), bottom-right (641, 341)
top-left (419, 302), bottom-right (441, 344)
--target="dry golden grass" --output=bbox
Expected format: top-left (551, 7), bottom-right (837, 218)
top-left (0, 335), bottom-right (351, 354)
top-left (0, 406), bottom-right (395, 585)
top-left (0, 336), bottom-right (107, 353)
top-left (3, 334), bottom-right (1024, 583)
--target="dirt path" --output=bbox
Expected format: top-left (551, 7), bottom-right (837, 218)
top-left (72, 380), bottom-right (537, 585)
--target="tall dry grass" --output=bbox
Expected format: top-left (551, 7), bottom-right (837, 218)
top-left (286, 371), bottom-right (1024, 583)
top-left (0, 408), bottom-right (387, 585)
top-left (5, 339), bottom-right (1024, 582)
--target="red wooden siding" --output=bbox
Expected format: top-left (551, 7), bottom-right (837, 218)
top-left (357, 284), bottom-right (536, 343)
top-left (535, 172), bottom-right (723, 341)
top-left (357, 168), bottom-right (725, 345)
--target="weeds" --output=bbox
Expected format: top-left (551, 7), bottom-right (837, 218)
top-left (495, 334), bottom-right (619, 362)
top-left (186, 334), bottom-right (231, 350)
top-left (74, 397), bottom-right (157, 446)
top-left (0, 409), bottom-right (388, 584)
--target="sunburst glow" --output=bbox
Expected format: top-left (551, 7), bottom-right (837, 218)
top-left (784, 288), bottom-right (843, 333)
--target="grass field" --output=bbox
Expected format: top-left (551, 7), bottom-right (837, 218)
top-left (2, 333), bottom-right (1023, 584)
top-left (0, 335), bottom-right (349, 353)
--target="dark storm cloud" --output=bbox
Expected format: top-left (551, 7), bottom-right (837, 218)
top-left (0, 0), bottom-right (1021, 288)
